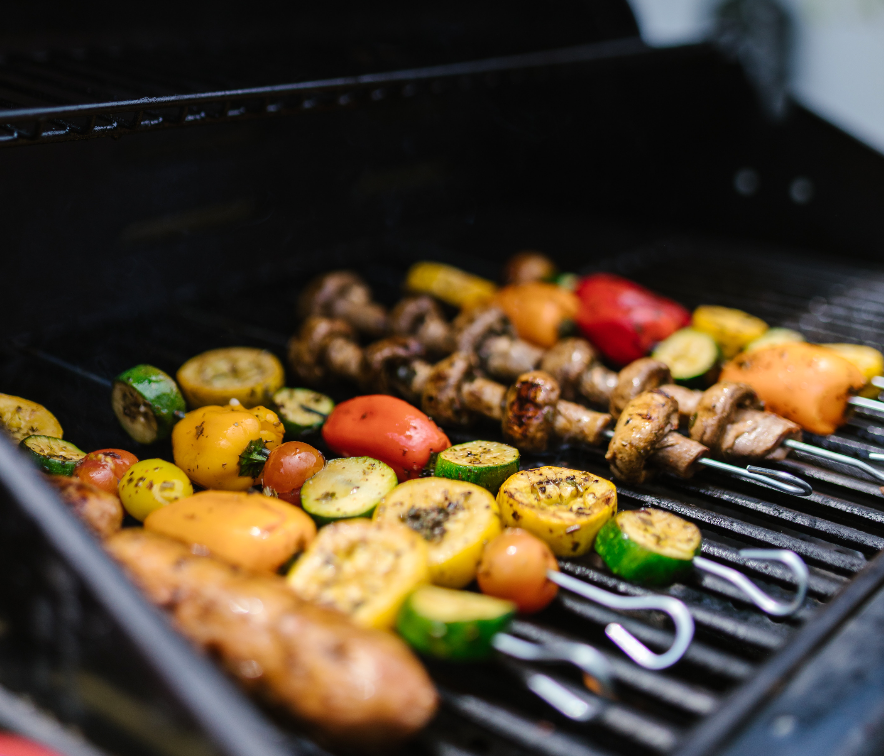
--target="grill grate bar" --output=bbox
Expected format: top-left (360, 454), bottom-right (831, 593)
top-left (776, 457), bottom-right (884, 499)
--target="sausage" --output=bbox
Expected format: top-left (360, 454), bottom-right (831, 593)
top-left (44, 475), bottom-right (123, 539)
top-left (105, 529), bottom-right (438, 748)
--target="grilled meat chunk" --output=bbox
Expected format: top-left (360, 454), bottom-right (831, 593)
top-left (502, 371), bottom-right (561, 453)
top-left (648, 433), bottom-right (707, 479)
top-left (606, 390), bottom-right (679, 484)
top-left (609, 359), bottom-right (672, 419)
top-left (45, 475), bottom-right (123, 539)
top-left (689, 382), bottom-right (762, 449)
top-left (717, 408), bottom-right (802, 461)
top-left (106, 529), bottom-right (438, 748)
top-left (540, 338), bottom-right (598, 401)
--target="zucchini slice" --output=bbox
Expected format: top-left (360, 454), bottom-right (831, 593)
top-left (273, 387), bottom-right (334, 437)
top-left (496, 467), bottom-right (617, 557)
top-left (374, 478), bottom-right (502, 589)
top-left (594, 509), bottom-right (701, 586)
top-left (0, 394), bottom-right (63, 443)
top-left (396, 585), bottom-right (516, 660)
top-left (435, 440), bottom-right (520, 494)
top-left (301, 457), bottom-right (398, 525)
top-left (20, 435), bottom-right (85, 475)
top-left (651, 328), bottom-right (719, 384)
top-left (744, 327), bottom-right (805, 353)
top-left (176, 347), bottom-right (285, 409)
top-left (112, 364), bottom-right (186, 444)
top-left (691, 305), bottom-right (768, 359)
top-left (287, 519), bottom-right (430, 629)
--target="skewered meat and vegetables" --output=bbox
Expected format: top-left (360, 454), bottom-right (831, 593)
top-left (259, 441), bottom-right (325, 506)
top-left (0, 394), bottom-right (63, 442)
top-left (112, 364), bottom-right (186, 444)
top-left (297, 270), bottom-right (388, 338)
top-left (477, 528), bottom-right (560, 613)
top-left (171, 403), bottom-right (284, 490)
top-left (397, 585), bottom-right (516, 660)
top-left (108, 529), bottom-right (437, 747)
top-left (321, 394), bottom-right (450, 481)
top-left (434, 440), bottom-right (520, 494)
top-left (373, 478), bottom-right (502, 589)
top-left (74, 448), bottom-right (139, 494)
top-left (286, 518), bottom-right (430, 629)
top-left (177, 347), bottom-right (285, 409)
top-left (144, 490), bottom-right (316, 573)
top-left (117, 458), bottom-right (193, 521)
top-left (20, 435), bottom-right (84, 475)
top-left (271, 387), bottom-right (334, 438)
top-left (574, 273), bottom-right (690, 365)
top-left (720, 342), bottom-right (866, 434)
top-left (496, 467), bottom-right (617, 556)
top-left (44, 475), bottom-right (124, 539)
top-left (595, 509), bottom-right (701, 586)
top-left (691, 305), bottom-right (768, 359)
top-left (301, 457), bottom-right (398, 524)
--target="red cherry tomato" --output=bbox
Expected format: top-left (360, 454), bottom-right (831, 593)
top-left (477, 528), bottom-right (560, 613)
top-left (260, 441), bottom-right (325, 506)
top-left (0, 734), bottom-right (64, 756)
top-left (74, 448), bottom-right (138, 495)
top-left (574, 273), bottom-right (690, 366)
top-left (322, 395), bottom-right (451, 481)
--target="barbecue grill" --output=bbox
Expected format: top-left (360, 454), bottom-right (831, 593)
top-left (4, 2), bottom-right (884, 755)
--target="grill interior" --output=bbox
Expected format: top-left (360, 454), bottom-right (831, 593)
top-left (4, 215), bottom-right (884, 756)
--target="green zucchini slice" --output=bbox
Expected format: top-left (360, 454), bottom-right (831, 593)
top-left (112, 365), bottom-right (186, 444)
top-left (594, 508), bottom-right (701, 586)
top-left (435, 440), bottom-right (520, 493)
top-left (301, 456), bottom-right (397, 525)
top-left (396, 585), bottom-right (516, 660)
top-left (20, 435), bottom-right (85, 475)
top-left (744, 327), bottom-right (805, 353)
top-left (651, 328), bottom-right (719, 383)
top-left (273, 387), bottom-right (335, 437)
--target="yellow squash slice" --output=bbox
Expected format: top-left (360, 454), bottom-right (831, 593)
top-left (373, 478), bottom-right (502, 589)
top-left (177, 347), bottom-right (285, 409)
top-left (496, 466), bottom-right (617, 557)
top-left (0, 394), bottom-right (63, 443)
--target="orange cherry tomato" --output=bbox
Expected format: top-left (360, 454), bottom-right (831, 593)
top-left (322, 395), bottom-right (451, 481)
top-left (493, 282), bottom-right (579, 348)
top-left (260, 441), bottom-right (325, 506)
top-left (74, 448), bottom-right (139, 495)
top-left (477, 528), bottom-right (559, 613)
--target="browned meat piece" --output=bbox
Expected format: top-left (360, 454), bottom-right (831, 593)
top-left (106, 530), bottom-right (437, 748)
top-left (502, 371), bottom-right (560, 453)
top-left (609, 359), bottom-right (672, 419)
top-left (481, 335), bottom-right (544, 382)
top-left (389, 296), bottom-right (454, 355)
top-left (452, 306), bottom-right (513, 353)
top-left (553, 401), bottom-right (611, 446)
top-left (503, 251), bottom-right (558, 285)
top-left (717, 408), bottom-right (802, 462)
top-left (648, 433), bottom-right (707, 479)
top-left (689, 382), bottom-right (762, 449)
top-left (461, 377), bottom-right (507, 421)
top-left (606, 390), bottom-right (678, 484)
top-left (657, 384), bottom-right (702, 427)
top-left (45, 475), bottom-right (123, 539)
top-left (288, 317), bottom-right (364, 385)
top-left (421, 352), bottom-right (477, 427)
top-left (363, 337), bottom-right (426, 397)
top-left (579, 364), bottom-right (619, 408)
top-left (297, 271), bottom-right (387, 338)
top-left (540, 338), bottom-right (598, 401)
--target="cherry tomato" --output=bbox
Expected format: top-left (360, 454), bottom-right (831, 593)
top-left (477, 528), bottom-right (559, 613)
top-left (574, 273), bottom-right (690, 366)
top-left (261, 441), bottom-right (325, 506)
top-left (74, 448), bottom-right (138, 495)
top-left (0, 734), bottom-right (64, 756)
top-left (322, 395), bottom-right (450, 481)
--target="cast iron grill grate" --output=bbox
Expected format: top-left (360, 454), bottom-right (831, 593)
top-left (3, 234), bottom-right (884, 756)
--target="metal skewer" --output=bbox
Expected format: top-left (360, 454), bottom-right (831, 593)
top-left (784, 438), bottom-right (884, 484)
top-left (848, 394), bottom-right (884, 419)
top-left (599, 429), bottom-right (813, 497)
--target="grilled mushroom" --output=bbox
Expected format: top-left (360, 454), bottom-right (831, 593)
top-left (363, 337), bottom-right (428, 399)
top-left (421, 352), bottom-right (478, 427)
top-left (689, 382), bottom-right (762, 449)
top-left (606, 390), bottom-right (679, 484)
top-left (609, 359), bottom-right (672, 419)
top-left (289, 317), bottom-right (364, 385)
top-left (501, 371), bottom-right (561, 453)
top-left (298, 271), bottom-right (388, 338)
top-left (540, 337), bottom-right (598, 401)
top-left (389, 296), bottom-right (455, 355)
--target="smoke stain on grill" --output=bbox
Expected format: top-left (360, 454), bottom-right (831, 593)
top-left (120, 197), bottom-right (257, 244)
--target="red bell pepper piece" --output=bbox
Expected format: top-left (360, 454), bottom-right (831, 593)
top-left (322, 395), bottom-right (451, 481)
top-left (574, 274), bottom-right (690, 366)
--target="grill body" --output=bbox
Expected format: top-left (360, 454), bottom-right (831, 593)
top-left (3, 6), bottom-right (884, 755)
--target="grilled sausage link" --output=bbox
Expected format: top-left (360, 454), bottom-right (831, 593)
top-left (45, 475), bottom-right (123, 539)
top-left (105, 529), bottom-right (438, 748)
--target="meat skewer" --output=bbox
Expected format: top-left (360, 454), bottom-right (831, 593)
top-left (288, 320), bottom-right (810, 496)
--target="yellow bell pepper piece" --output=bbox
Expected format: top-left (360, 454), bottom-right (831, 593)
top-left (692, 305), bottom-right (768, 359)
top-left (287, 519), bottom-right (430, 630)
top-left (171, 403), bottom-right (284, 491)
top-left (823, 343), bottom-right (884, 399)
top-left (496, 466), bottom-right (617, 557)
top-left (405, 261), bottom-right (497, 309)
top-left (145, 489), bottom-right (315, 573)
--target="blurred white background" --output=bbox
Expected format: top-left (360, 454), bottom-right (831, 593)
top-left (627, 0), bottom-right (884, 154)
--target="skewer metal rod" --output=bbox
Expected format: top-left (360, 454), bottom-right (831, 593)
top-left (785, 438), bottom-right (884, 484)
top-left (871, 376), bottom-right (884, 390)
top-left (848, 396), bottom-right (884, 416)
